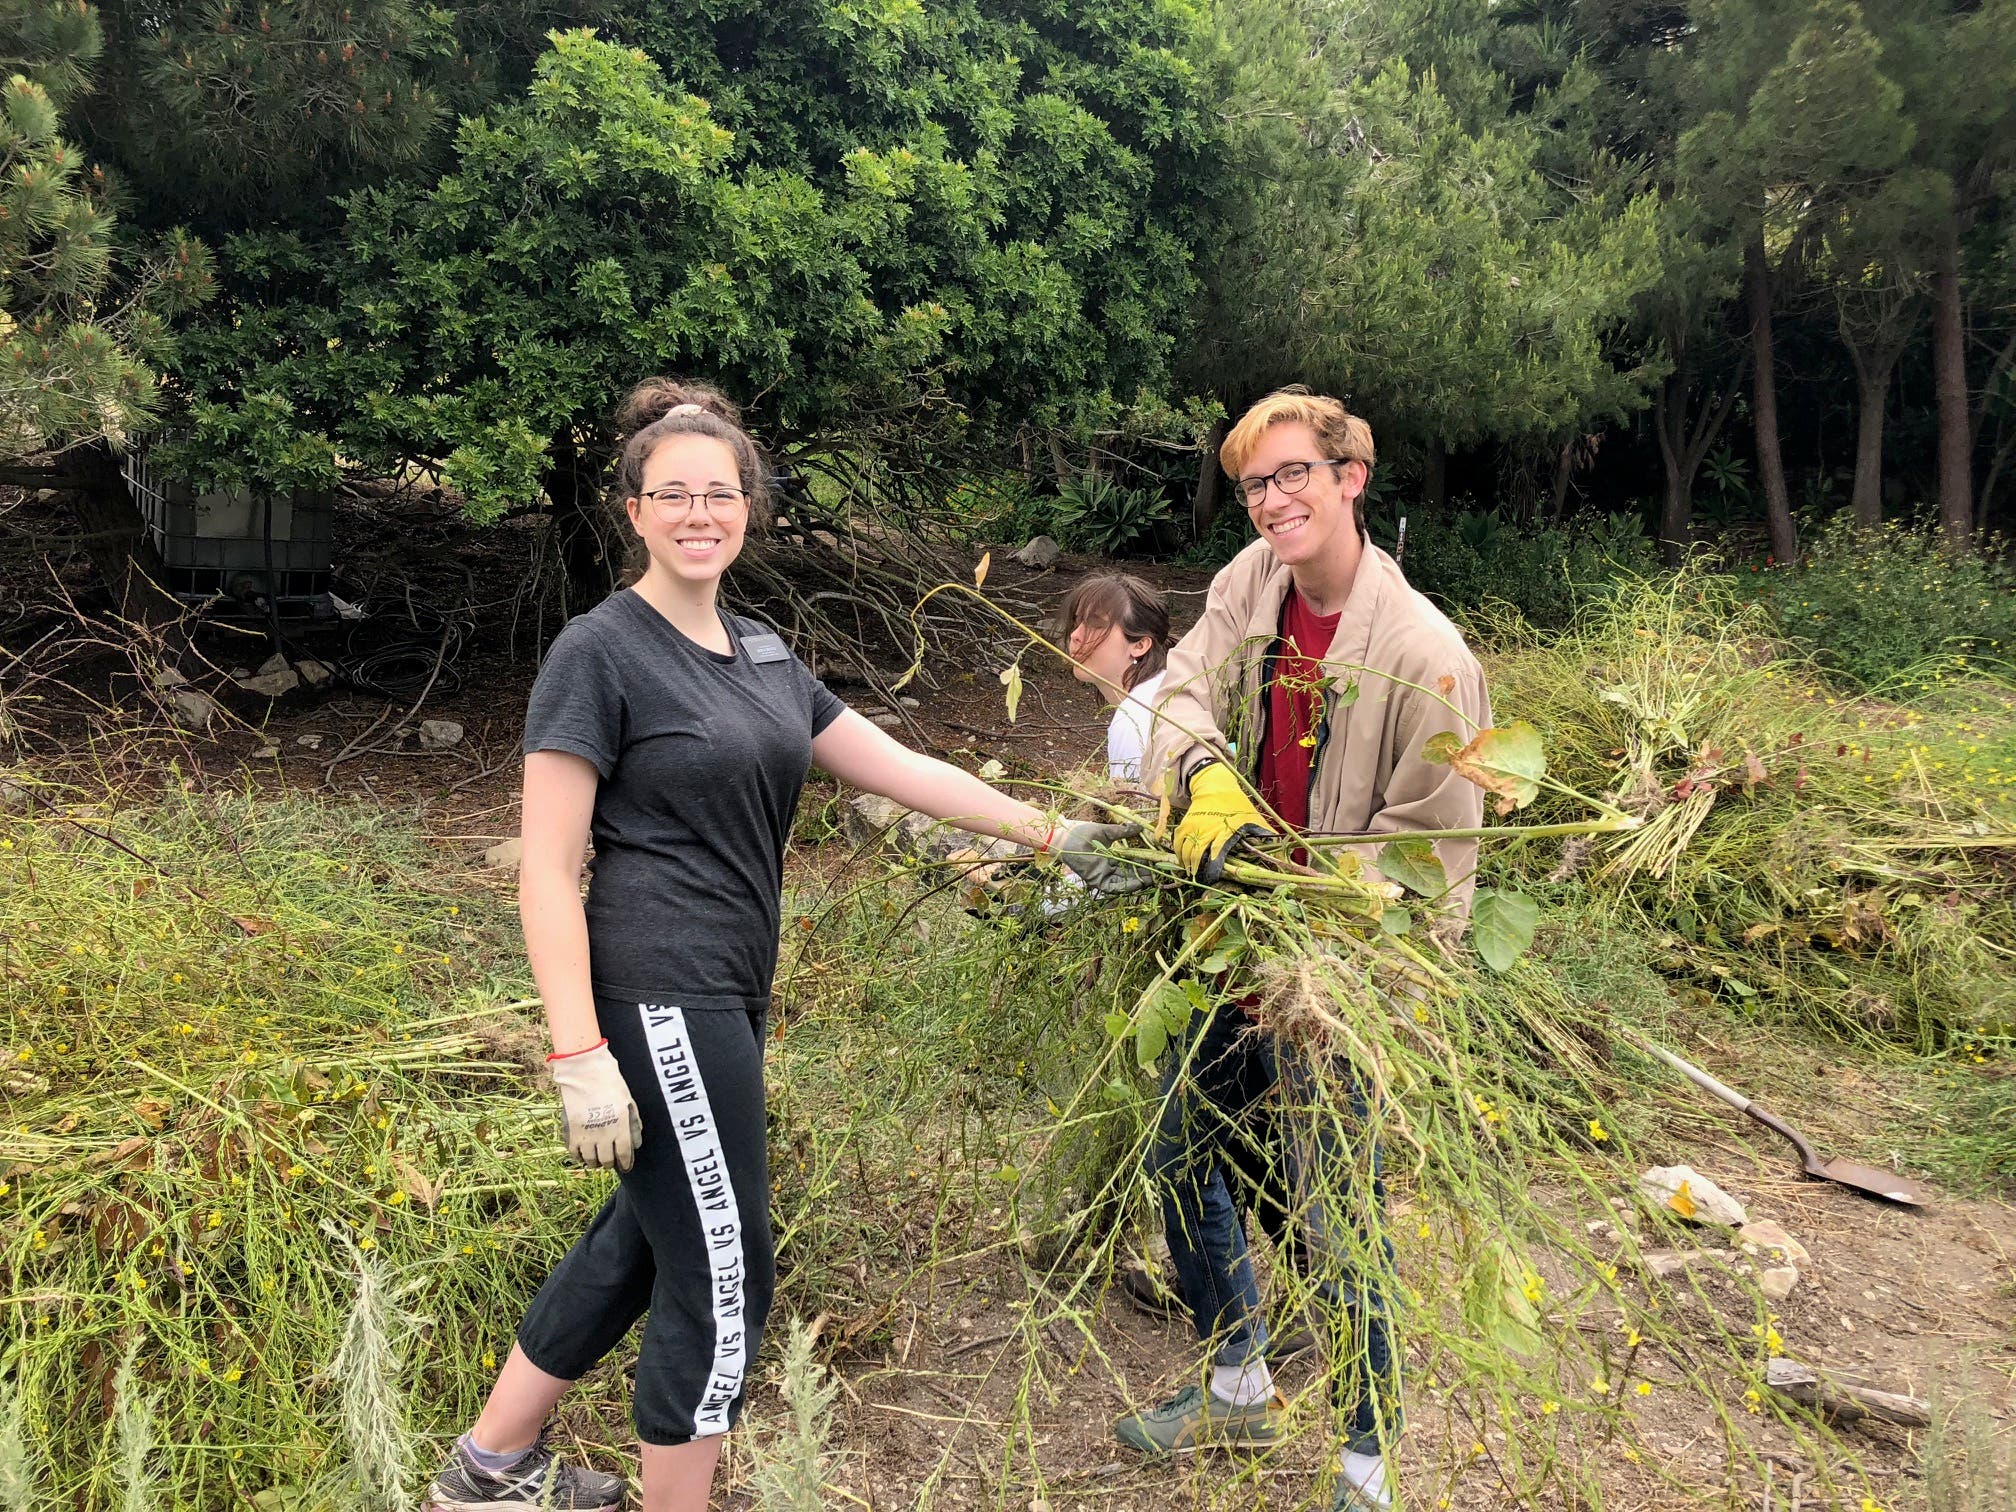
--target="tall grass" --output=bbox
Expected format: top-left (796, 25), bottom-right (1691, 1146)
top-left (4, 572), bottom-right (2010, 1507)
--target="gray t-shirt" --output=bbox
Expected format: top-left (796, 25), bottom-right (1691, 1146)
top-left (521, 589), bottom-right (846, 1006)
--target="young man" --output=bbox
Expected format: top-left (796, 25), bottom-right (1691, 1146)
top-left (1125, 388), bottom-right (1492, 1511)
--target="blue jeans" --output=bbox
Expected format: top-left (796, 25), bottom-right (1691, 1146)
top-left (1148, 999), bottom-right (1399, 1455)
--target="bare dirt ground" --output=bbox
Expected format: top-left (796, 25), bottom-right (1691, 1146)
top-left (5, 491), bottom-right (2011, 1508)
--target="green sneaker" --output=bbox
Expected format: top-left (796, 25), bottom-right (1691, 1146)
top-left (1112, 1382), bottom-right (1285, 1456)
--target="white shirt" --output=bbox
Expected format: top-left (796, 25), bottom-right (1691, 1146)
top-left (1106, 671), bottom-right (1166, 784)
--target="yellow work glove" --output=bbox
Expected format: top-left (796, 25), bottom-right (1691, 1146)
top-left (1172, 762), bottom-right (1274, 882)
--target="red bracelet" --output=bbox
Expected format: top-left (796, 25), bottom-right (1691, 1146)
top-left (546, 1038), bottom-right (607, 1062)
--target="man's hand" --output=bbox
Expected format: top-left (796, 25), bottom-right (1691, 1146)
top-left (1054, 819), bottom-right (1146, 894)
top-left (548, 1040), bottom-right (643, 1172)
top-left (1173, 763), bottom-right (1274, 881)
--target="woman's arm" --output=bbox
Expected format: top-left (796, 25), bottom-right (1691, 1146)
top-left (811, 709), bottom-right (1057, 847)
top-left (518, 750), bottom-right (605, 1055)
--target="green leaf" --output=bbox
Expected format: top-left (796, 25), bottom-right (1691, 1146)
top-left (1103, 1011), bottom-right (1130, 1040)
top-left (1472, 888), bottom-right (1540, 972)
top-left (1461, 1238), bottom-right (1545, 1361)
top-left (1380, 906), bottom-right (1413, 936)
top-left (1422, 731), bottom-right (1463, 764)
top-left (1378, 837), bottom-right (1448, 898)
top-left (1134, 1013), bottom-right (1168, 1069)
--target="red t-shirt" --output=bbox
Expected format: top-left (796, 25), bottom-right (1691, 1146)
top-left (1256, 589), bottom-right (1341, 832)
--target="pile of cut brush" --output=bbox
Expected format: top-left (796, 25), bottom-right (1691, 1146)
top-left (1485, 570), bottom-right (2016, 1049)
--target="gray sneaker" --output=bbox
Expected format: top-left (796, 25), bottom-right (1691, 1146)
top-left (1112, 1381), bottom-right (1285, 1456)
top-left (423, 1428), bottom-right (627, 1511)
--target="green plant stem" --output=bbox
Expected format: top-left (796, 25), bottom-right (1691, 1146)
top-left (1286, 813), bottom-right (1644, 848)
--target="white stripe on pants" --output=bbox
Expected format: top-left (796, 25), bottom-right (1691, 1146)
top-left (638, 1001), bottom-right (748, 1437)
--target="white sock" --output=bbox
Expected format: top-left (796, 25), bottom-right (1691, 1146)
top-left (1338, 1449), bottom-right (1391, 1508)
top-left (1208, 1358), bottom-right (1273, 1407)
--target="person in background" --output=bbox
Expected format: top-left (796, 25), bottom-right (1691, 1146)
top-left (1125, 386), bottom-right (1492, 1511)
top-left (1058, 572), bottom-right (1171, 785)
top-left (422, 379), bottom-right (1136, 1512)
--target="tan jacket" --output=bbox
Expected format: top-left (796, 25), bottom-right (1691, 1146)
top-left (1147, 540), bottom-right (1493, 908)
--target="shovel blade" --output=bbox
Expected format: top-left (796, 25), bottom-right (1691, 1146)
top-left (1812, 1157), bottom-right (1932, 1206)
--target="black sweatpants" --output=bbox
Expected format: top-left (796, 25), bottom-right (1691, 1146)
top-left (516, 995), bottom-right (773, 1445)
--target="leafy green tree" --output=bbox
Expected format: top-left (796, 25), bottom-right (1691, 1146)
top-left (79, 0), bottom-right (617, 224)
top-left (169, 14), bottom-right (1221, 601)
top-left (1677, 0), bottom-right (1915, 563)
top-left (1, 0), bottom-right (212, 461)
top-left (1819, 168), bottom-right (1940, 528)
top-left (1857, 0), bottom-right (2016, 548)
top-left (1192, 0), bottom-right (1662, 515)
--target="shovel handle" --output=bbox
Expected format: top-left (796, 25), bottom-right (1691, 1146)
top-left (1636, 1039), bottom-right (1754, 1115)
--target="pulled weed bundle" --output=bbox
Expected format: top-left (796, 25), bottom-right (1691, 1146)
top-left (1484, 572), bottom-right (2016, 1048)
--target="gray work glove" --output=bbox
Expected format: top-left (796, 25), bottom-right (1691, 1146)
top-left (547, 1040), bottom-right (643, 1172)
top-left (1053, 819), bottom-right (1147, 895)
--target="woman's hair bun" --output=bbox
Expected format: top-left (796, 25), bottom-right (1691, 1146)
top-left (615, 377), bottom-right (741, 437)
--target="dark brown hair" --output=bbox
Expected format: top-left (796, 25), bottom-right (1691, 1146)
top-left (609, 379), bottom-right (770, 577)
top-left (1057, 573), bottom-right (1171, 691)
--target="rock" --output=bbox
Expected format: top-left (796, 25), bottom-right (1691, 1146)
top-left (295, 658), bottom-right (334, 689)
top-left (868, 711), bottom-right (904, 730)
top-left (236, 661), bottom-right (300, 697)
top-left (295, 733), bottom-right (324, 750)
top-left (1639, 1165), bottom-right (1749, 1228)
top-left (1758, 1265), bottom-right (1800, 1301)
top-left (898, 695), bottom-right (921, 709)
top-left (0, 771), bottom-right (31, 811)
top-left (1737, 1219), bottom-right (1812, 1268)
top-left (255, 652), bottom-right (289, 677)
top-left (418, 719), bottom-right (464, 750)
top-left (151, 663), bottom-right (189, 689)
top-left (1585, 1220), bottom-right (1616, 1240)
top-left (1638, 1247), bottom-right (1735, 1280)
top-left (251, 746), bottom-right (279, 760)
top-left (169, 688), bottom-right (223, 733)
top-left (482, 836), bottom-right (522, 870)
top-left (1012, 534), bottom-right (1062, 569)
top-left (844, 792), bottom-right (1022, 867)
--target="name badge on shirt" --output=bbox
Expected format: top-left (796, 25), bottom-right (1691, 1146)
top-left (742, 633), bottom-right (791, 665)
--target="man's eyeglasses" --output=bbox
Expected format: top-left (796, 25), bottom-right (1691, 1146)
top-left (641, 487), bottom-right (749, 521)
top-left (1235, 459), bottom-right (1349, 509)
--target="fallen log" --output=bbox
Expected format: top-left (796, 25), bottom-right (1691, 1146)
top-left (1766, 1357), bottom-right (1931, 1429)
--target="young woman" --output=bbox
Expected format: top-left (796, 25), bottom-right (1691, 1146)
top-left (423, 380), bottom-right (1135, 1512)
top-left (1058, 572), bottom-right (1171, 785)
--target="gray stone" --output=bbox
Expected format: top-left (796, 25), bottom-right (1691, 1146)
top-left (1737, 1219), bottom-right (1813, 1268)
top-left (236, 661), bottom-right (300, 697)
top-left (251, 746), bottom-right (280, 760)
top-left (482, 836), bottom-right (522, 870)
top-left (844, 792), bottom-right (1022, 866)
top-left (1758, 1265), bottom-right (1800, 1301)
top-left (151, 663), bottom-right (189, 689)
top-left (868, 711), bottom-right (905, 730)
top-left (418, 719), bottom-right (464, 750)
top-left (1012, 534), bottom-right (1062, 568)
top-left (169, 688), bottom-right (223, 732)
top-left (295, 733), bottom-right (324, 750)
top-left (295, 658), bottom-right (335, 689)
top-left (1638, 1247), bottom-right (1734, 1280)
top-left (1639, 1165), bottom-right (1749, 1228)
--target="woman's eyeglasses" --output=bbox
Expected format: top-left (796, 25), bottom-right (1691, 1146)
top-left (641, 488), bottom-right (749, 520)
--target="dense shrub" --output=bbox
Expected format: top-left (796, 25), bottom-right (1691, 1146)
top-left (1739, 518), bottom-right (2016, 688)
top-left (1379, 509), bottom-right (1660, 629)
